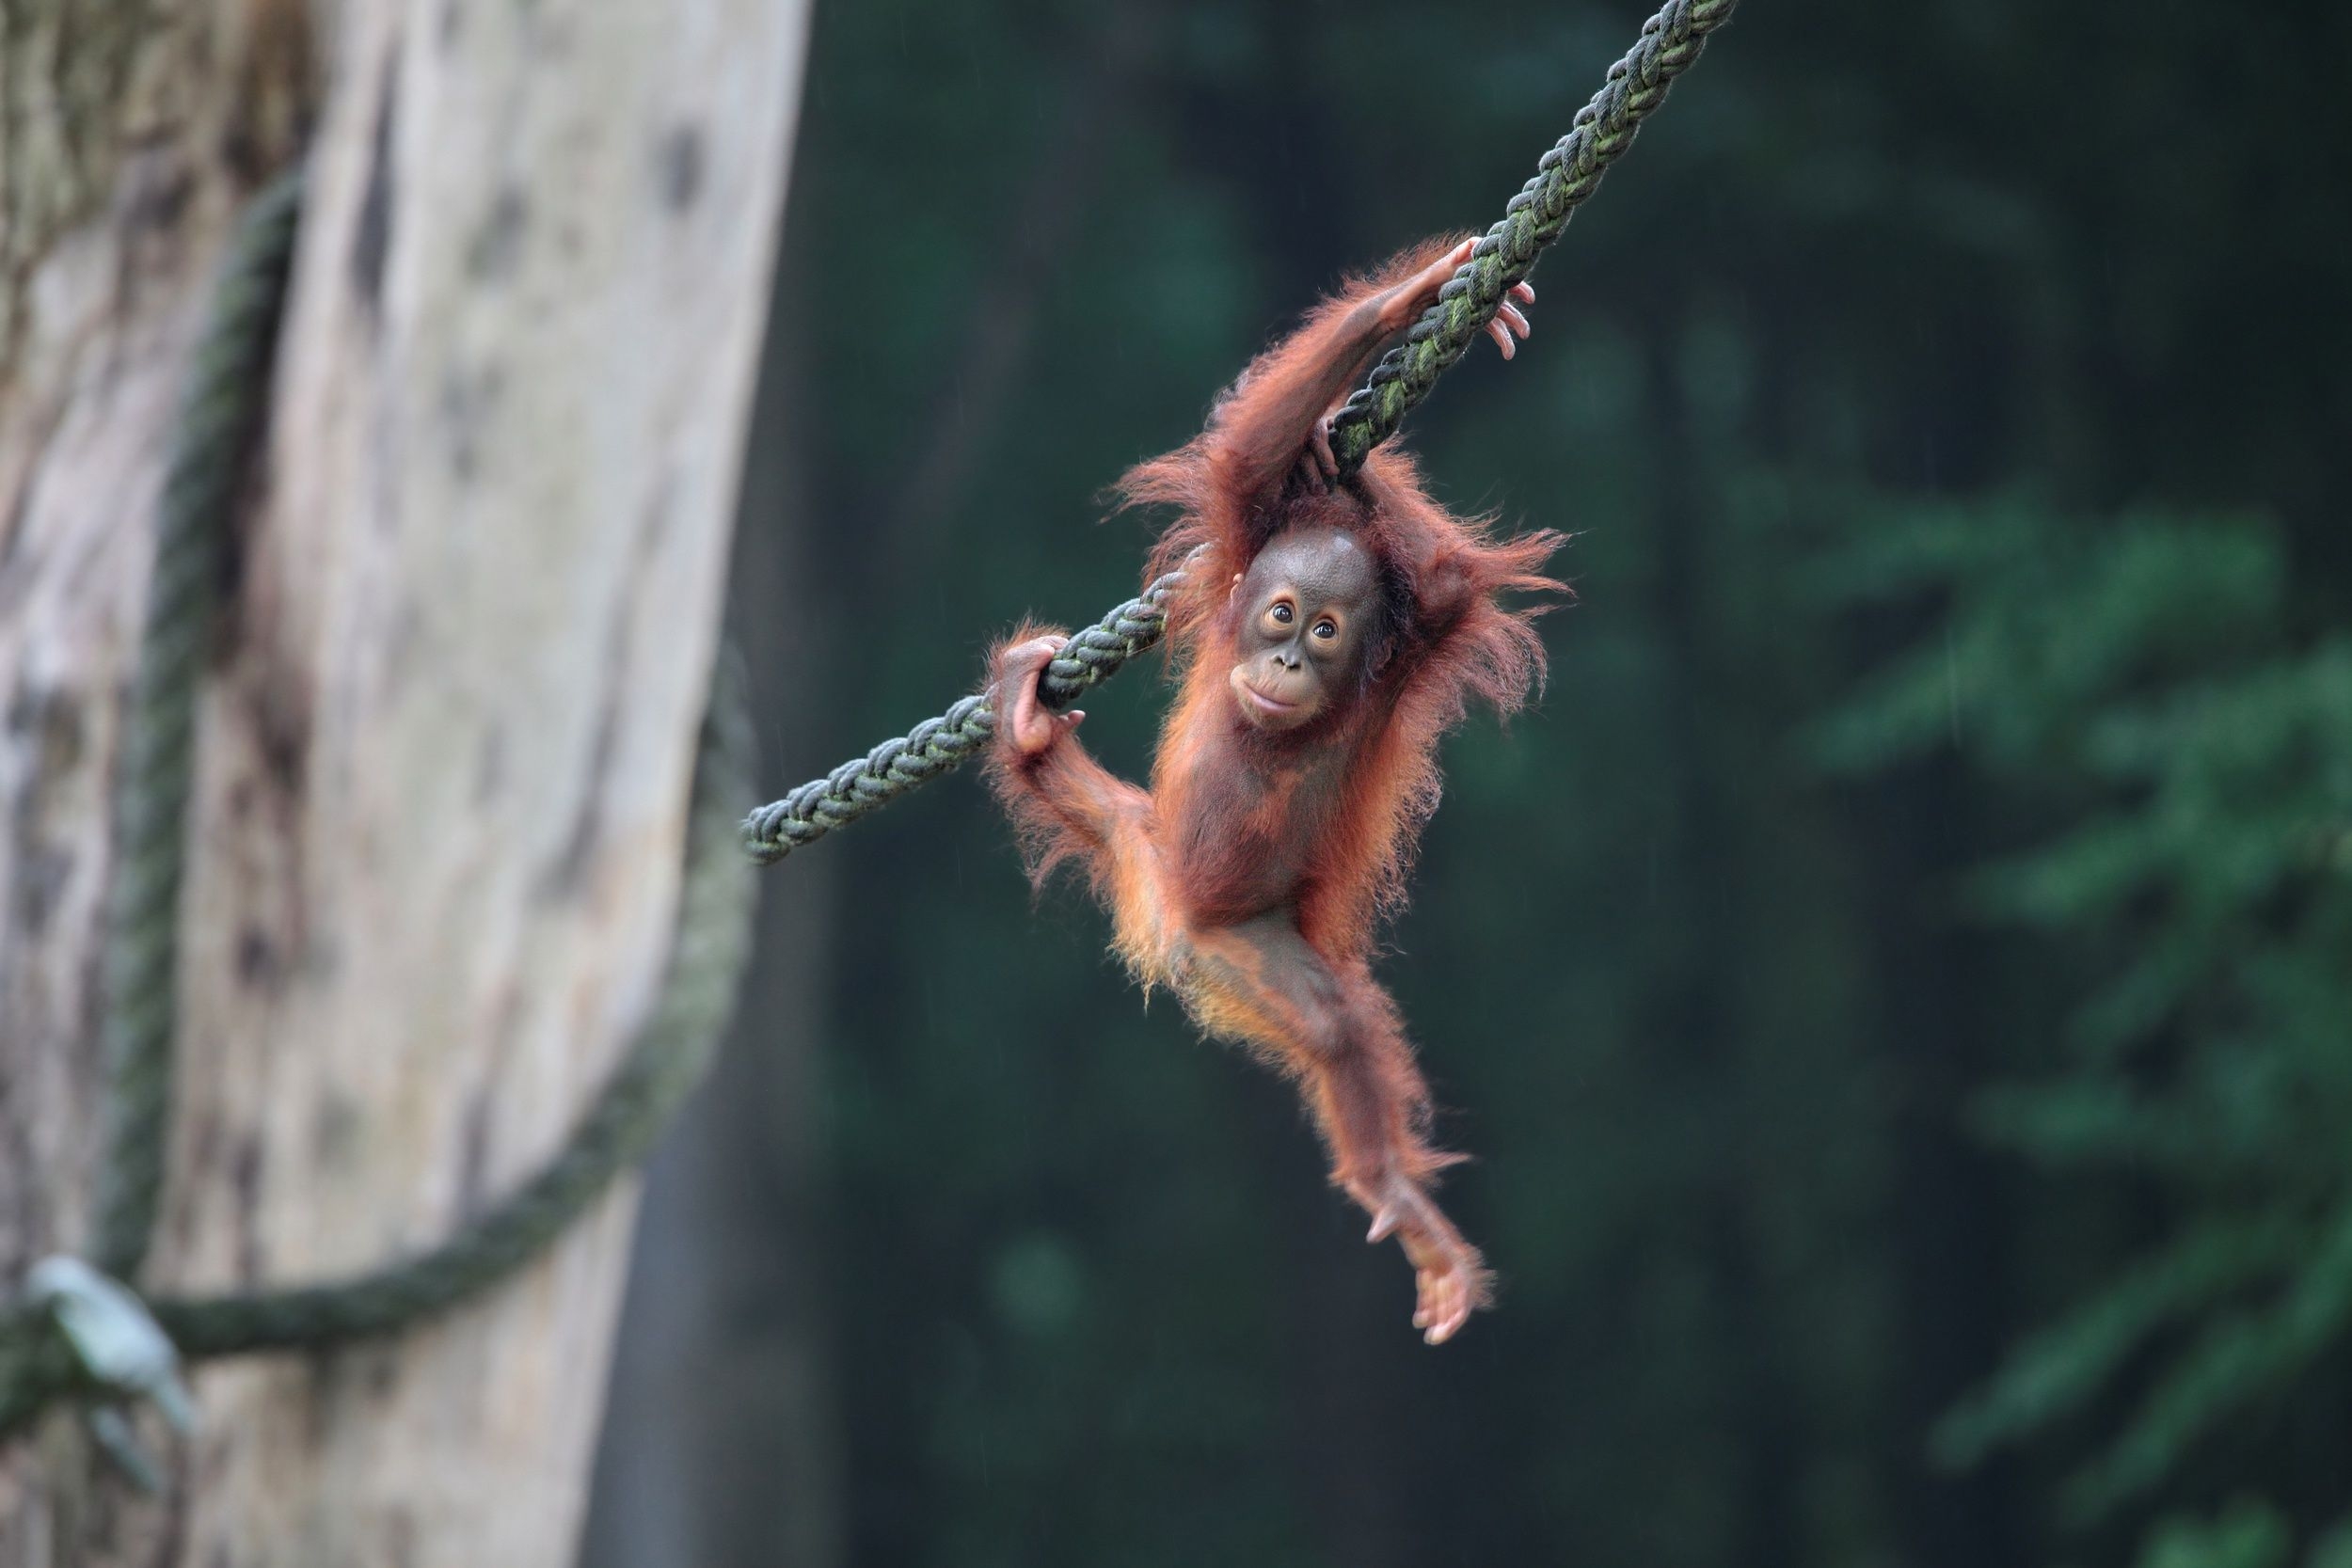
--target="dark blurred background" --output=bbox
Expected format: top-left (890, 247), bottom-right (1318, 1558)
top-left (581, 3), bottom-right (2352, 1564)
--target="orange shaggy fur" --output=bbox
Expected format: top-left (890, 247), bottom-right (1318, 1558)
top-left (985, 237), bottom-right (1563, 1325)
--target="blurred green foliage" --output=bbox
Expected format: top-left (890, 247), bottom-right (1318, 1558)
top-left (1809, 494), bottom-right (2352, 1562)
top-left (734, 1), bottom-right (2352, 1563)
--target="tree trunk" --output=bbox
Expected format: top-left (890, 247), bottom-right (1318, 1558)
top-left (0, 0), bottom-right (811, 1561)
top-left (580, 241), bottom-right (844, 1568)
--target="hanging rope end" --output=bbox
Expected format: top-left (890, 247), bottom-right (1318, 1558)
top-left (22, 1256), bottom-right (197, 1489)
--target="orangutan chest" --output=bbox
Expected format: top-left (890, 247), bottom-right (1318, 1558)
top-left (1168, 749), bottom-right (1350, 921)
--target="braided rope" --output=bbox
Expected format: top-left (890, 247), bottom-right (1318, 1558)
top-left (1327, 0), bottom-right (1740, 473)
top-left (739, 564), bottom-right (1187, 864)
top-left (4, 0), bottom-right (1740, 1449)
top-left (90, 170), bottom-right (303, 1283)
top-left (0, 172), bottom-right (755, 1443)
top-left (0, 673), bottom-right (755, 1436)
top-left (742, 0), bottom-right (1738, 863)
top-left (166, 670), bottom-right (755, 1358)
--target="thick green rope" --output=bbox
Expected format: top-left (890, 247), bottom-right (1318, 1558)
top-left (7, 0), bottom-right (1739, 1447)
top-left (0, 676), bottom-right (754, 1436)
top-left (90, 171), bottom-right (303, 1284)
top-left (166, 672), bottom-right (753, 1361)
top-left (740, 566), bottom-right (1184, 863)
top-left (1329, 0), bottom-right (1740, 473)
top-left (0, 175), bottom-right (755, 1442)
top-left (739, 0), bottom-right (1740, 864)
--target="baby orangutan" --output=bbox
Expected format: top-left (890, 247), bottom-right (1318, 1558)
top-left (990, 236), bottom-right (1561, 1343)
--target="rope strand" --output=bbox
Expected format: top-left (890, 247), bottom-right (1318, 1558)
top-left (2, 0), bottom-right (1740, 1448)
top-left (739, 0), bottom-right (1740, 862)
top-left (1328, 0), bottom-right (1740, 473)
top-left (91, 170), bottom-right (303, 1283)
top-left (0, 176), bottom-right (755, 1444)
top-left (740, 564), bottom-right (1186, 864)
top-left (0, 669), bottom-right (754, 1436)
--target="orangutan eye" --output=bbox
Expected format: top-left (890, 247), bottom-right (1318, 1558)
top-left (1312, 619), bottom-right (1338, 641)
top-left (1269, 602), bottom-right (1294, 625)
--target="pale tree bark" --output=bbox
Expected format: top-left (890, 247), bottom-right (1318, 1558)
top-left (581, 250), bottom-right (844, 1568)
top-left (0, 0), bottom-right (812, 1562)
